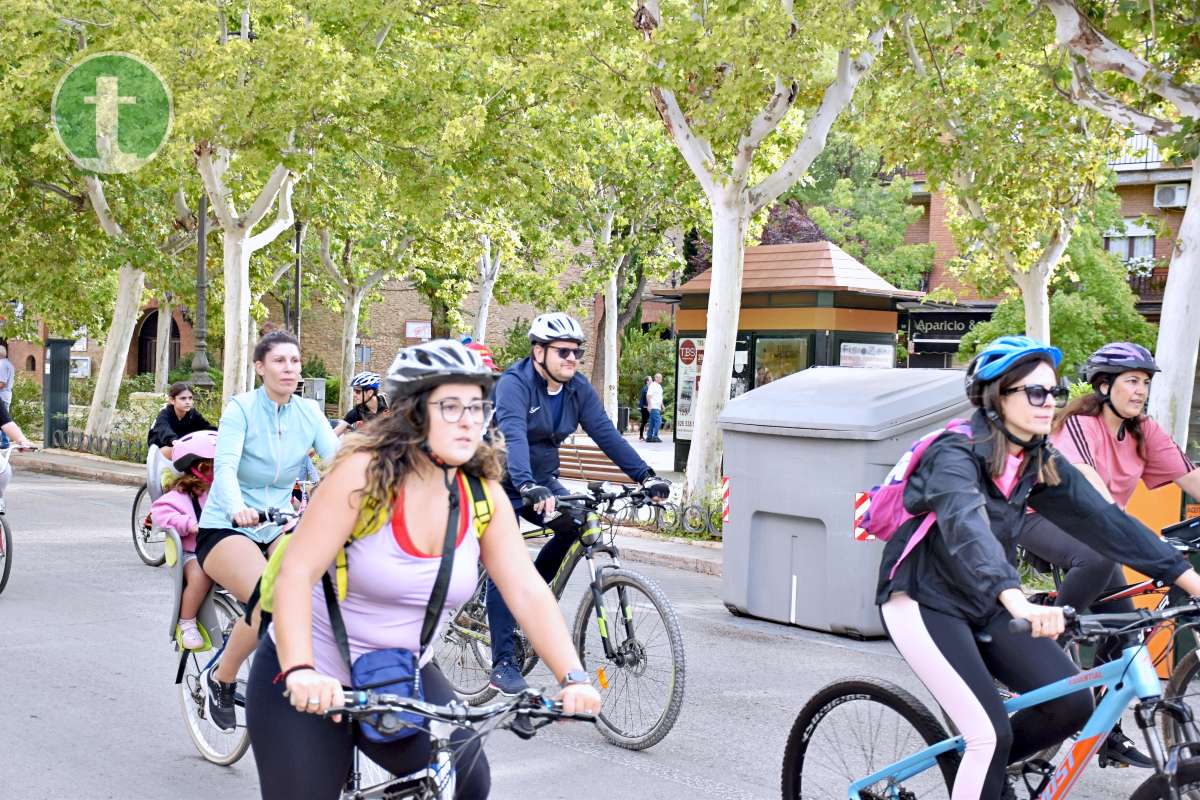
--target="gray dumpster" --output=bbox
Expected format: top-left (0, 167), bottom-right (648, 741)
top-left (718, 367), bottom-right (972, 638)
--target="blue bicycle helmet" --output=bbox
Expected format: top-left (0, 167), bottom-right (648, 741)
top-left (965, 335), bottom-right (1062, 405)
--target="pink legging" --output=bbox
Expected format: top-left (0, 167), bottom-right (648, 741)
top-left (881, 595), bottom-right (1091, 800)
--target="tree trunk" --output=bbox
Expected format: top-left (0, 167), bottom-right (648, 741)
top-left (339, 289), bottom-right (364, 416)
top-left (154, 298), bottom-right (172, 391)
top-left (221, 233), bottom-right (252, 405)
top-left (591, 308), bottom-right (607, 388)
top-left (85, 264), bottom-right (145, 437)
top-left (602, 269), bottom-right (620, 421)
top-left (430, 296), bottom-right (451, 339)
top-left (473, 236), bottom-right (500, 342)
top-left (1008, 229), bottom-right (1068, 346)
top-left (1148, 158), bottom-right (1200, 446)
top-left (684, 192), bottom-right (747, 500)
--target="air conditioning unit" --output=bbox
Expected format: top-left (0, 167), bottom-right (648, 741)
top-left (1154, 183), bottom-right (1189, 208)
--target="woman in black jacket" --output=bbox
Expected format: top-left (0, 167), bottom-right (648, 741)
top-left (876, 336), bottom-right (1200, 800)
top-left (147, 382), bottom-right (215, 459)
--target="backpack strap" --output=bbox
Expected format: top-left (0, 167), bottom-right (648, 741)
top-left (325, 470), bottom-right (463, 671)
top-left (886, 419), bottom-right (974, 581)
top-left (462, 472), bottom-right (493, 538)
top-left (188, 493), bottom-right (202, 522)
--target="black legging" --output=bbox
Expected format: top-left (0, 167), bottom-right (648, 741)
top-left (247, 637), bottom-right (490, 800)
top-left (1018, 513), bottom-right (1136, 662)
top-left (1018, 513), bottom-right (1134, 615)
top-left (639, 407), bottom-right (649, 439)
top-left (882, 597), bottom-right (1093, 799)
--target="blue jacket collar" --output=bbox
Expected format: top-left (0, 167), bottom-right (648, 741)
top-left (515, 356), bottom-right (577, 395)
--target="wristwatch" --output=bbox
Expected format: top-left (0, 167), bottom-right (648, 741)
top-left (559, 670), bottom-right (591, 688)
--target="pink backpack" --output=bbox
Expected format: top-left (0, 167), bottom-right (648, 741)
top-left (861, 419), bottom-right (973, 580)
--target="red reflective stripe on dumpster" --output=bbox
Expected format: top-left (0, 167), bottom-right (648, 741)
top-left (854, 492), bottom-right (873, 540)
top-left (721, 476), bottom-right (730, 524)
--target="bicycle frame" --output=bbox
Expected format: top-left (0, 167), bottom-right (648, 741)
top-left (850, 643), bottom-right (1199, 800)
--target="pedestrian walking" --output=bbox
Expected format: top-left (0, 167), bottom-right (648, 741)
top-left (0, 345), bottom-right (14, 449)
top-left (638, 376), bottom-right (651, 440)
top-left (646, 373), bottom-right (664, 443)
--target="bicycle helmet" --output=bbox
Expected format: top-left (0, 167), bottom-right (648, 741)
top-left (1083, 342), bottom-right (1159, 384)
top-left (172, 430), bottom-right (218, 473)
top-left (464, 342), bottom-right (500, 373)
top-left (350, 371), bottom-right (382, 390)
top-left (965, 335), bottom-right (1063, 405)
top-left (1083, 342), bottom-right (1159, 440)
top-left (383, 339), bottom-right (493, 401)
top-left (528, 313), bottom-right (586, 345)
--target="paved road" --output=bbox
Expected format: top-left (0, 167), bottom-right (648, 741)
top-left (0, 472), bottom-right (1152, 799)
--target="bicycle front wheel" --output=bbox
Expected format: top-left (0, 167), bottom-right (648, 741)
top-left (178, 593), bottom-right (251, 765)
top-left (0, 515), bottom-right (12, 594)
top-left (782, 677), bottom-right (958, 800)
top-left (1162, 648), bottom-right (1200, 752)
top-left (572, 567), bottom-right (685, 750)
top-left (435, 584), bottom-right (498, 706)
top-left (131, 486), bottom-right (165, 566)
top-left (1131, 757), bottom-right (1200, 799)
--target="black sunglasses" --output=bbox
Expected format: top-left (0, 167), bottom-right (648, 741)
top-left (551, 346), bottom-right (585, 361)
top-left (1001, 384), bottom-right (1070, 408)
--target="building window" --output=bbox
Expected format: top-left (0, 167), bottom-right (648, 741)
top-left (1105, 218), bottom-right (1156, 272)
top-left (25, 356), bottom-right (36, 371)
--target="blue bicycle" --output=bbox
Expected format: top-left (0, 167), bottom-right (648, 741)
top-left (782, 604), bottom-right (1200, 799)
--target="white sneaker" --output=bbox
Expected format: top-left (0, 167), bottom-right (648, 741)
top-left (179, 618), bottom-right (204, 650)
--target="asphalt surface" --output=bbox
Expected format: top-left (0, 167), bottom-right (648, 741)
top-left (0, 471), bottom-right (1154, 799)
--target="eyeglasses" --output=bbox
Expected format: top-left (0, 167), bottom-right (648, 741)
top-left (552, 346), bottom-right (585, 361)
top-left (429, 399), bottom-right (495, 425)
top-left (1001, 384), bottom-right (1070, 408)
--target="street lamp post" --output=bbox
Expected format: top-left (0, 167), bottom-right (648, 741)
top-left (293, 220), bottom-right (303, 340)
top-left (191, 193), bottom-right (215, 389)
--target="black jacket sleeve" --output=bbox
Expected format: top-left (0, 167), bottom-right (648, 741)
top-left (1029, 449), bottom-right (1189, 584)
top-left (147, 407), bottom-right (178, 448)
top-left (907, 436), bottom-right (1022, 606)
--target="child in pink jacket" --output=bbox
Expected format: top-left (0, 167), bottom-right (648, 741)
top-left (151, 430), bottom-right (217, 650)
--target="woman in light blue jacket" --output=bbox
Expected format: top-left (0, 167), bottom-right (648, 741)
top-left (197, 330), bottom-right (339, 731)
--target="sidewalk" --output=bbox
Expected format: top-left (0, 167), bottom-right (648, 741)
top-left (20, 448), bottom-right (145, 487)
top-left (20, 446), bottom-right (722, 576)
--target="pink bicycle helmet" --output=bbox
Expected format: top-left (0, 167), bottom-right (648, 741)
top-left (172, 430), bottom-right (218, 472)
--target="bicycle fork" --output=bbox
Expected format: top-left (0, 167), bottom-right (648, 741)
top-left (580, 512), bottom-right (638, 667)
top-left (1137, 698), bottom-right (1200, 800)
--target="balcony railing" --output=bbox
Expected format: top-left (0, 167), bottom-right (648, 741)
top-left (1128, 271), bottom-right (1168, 302)
top-left (1111, 134), bottom-right (1163, 172)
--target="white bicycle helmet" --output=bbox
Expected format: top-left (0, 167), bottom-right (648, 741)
top-left (528, 312), bottom-right (585, 344)
top-left (350, 371), bottom-right (382, 390)
top-left (384, 339), bottom-right (493, 400)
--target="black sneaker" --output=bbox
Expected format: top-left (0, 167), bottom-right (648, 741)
top-left (204, 667), bottom-right (238, 731)
top-left (489, 660), bottom-right (529, 696)
top-left (1098, 725), bottom-right (1154, 768)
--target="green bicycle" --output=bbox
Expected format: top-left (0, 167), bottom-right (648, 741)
top-left (434, 482), bottom-right (686, 750)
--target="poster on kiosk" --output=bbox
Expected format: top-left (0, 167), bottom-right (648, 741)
top-left (675, 337), bottom-right (751, 442)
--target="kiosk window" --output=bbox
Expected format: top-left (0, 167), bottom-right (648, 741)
top-left (754, 337), bottom-right (809, 388)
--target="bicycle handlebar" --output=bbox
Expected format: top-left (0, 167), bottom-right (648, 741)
top-left (252, 507), bottom-right (301, 525)
top-left (1008, 600), bottom-right (1200, 639)
top-left (325, 689), bottom-right (595, 734)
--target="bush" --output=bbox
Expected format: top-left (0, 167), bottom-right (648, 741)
top-left (303, 356), bottom-right (328, 378)
top-left (325, 376), bottom-right (341, 408)
top-left (492, 318), bottom-right (531, 370)
top-left (168, 352), bottom-right (223, 391)
top-left (618, 323), bottom-right (675, 419)
top-left (8, 374), bottom-right (43, 435)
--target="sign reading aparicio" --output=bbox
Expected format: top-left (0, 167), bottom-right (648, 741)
top-left (908, 311), bottom-right (991, 341)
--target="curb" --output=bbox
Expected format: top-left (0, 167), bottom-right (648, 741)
top-left (21, 454), bottom-right (144, 488)
top-left (617, 543), bottom-right (722, 577)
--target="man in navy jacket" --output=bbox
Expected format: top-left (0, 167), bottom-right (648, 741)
top-left (486, 312), bottom-right (670, 694)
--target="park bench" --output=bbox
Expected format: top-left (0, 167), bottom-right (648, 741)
top-left (557, 434), bottom-right (630, 484)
